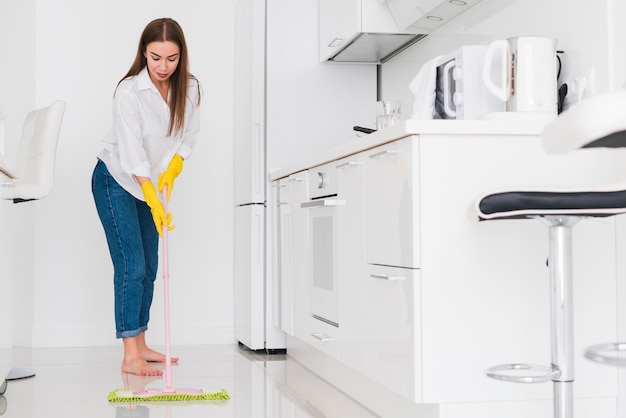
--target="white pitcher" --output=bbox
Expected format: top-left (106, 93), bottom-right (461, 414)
top-left (482, 36), bottom-right (558, 113)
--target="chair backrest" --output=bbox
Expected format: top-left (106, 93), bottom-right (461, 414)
top-left (10, 100), bottom-right (66, 201)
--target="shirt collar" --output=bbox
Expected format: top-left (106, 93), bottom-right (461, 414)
top-left (137, 67), bottom-right (157, 93)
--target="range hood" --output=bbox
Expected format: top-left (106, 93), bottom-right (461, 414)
top-left (322, 0), bottom-right (483, 64)
top-left (327, 32), bottom-right (427, 64)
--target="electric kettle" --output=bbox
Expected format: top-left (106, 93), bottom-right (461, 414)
top-left (482, 36), bottom-right (558, 114)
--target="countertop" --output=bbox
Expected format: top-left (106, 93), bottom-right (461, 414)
top-left (269, 114), bottom-right (554, 181)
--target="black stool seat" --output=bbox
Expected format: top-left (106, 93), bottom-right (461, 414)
top-left (478, 187), bottom-right (626, 220)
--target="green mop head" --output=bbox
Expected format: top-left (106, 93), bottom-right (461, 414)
top-left (107, 388), bottom-right (230, 403)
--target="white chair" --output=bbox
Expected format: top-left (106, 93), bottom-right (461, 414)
top-left (0, 100), bottom-right (65, 393)
top-left (0, 100), bottom-right (66, 202)
top-left (475, 90), bottom-right (626, 418)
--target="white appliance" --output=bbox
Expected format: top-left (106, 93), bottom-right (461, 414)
top-left (483, 36), bottom-right (559, 114)
top-left (302, 163), bottom-right (342, 327)
top-left (434, 45), bottom-right (504, 120)
top-left (234, 0), bottom-right (376, 351)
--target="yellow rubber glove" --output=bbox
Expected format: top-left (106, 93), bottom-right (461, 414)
top-left (141, 181), bottom-right (174, 236)
top-left (158, 154), bottom-right (184, 201)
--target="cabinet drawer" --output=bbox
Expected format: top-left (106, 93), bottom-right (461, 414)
top-left (366, 264), bottom-right (421, 402)
top-left (306, 315), bottom-right (339, 359)
top-left (365, 136), bottom-right (420, 269)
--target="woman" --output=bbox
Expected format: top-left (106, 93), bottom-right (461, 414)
top-left (92, 18), bottom-right (201, 376)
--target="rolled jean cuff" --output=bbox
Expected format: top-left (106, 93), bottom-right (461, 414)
top-left (116, 325), bottom-right (148, 339)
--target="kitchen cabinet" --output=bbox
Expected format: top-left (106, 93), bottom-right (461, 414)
top-left (319, 0), bottom-right (483, 63)
top-left (335, 153), bottom-right (368, 374)
top-left (276, 178), bottom-right (293, 335)
top-left (366, 263), bottom-right (420, 402)
top-left (385, 0), bottom-right (483, 31)
top-left (285, 171), bottom-right (310, 342)
top-left (318, 0), bottom-right (423, 63)
top-left (365, 136), bottom-right (420, 269)
top-left (273, 123), bottom-right (620, 417)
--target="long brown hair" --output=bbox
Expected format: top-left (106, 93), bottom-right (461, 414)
top-left (118, 18), bottom-right (201, 137)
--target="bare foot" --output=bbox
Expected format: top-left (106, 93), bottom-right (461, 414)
top-left (121, 357), bottom-right (163, 376)
top-left (122, 372), bottom-right (163, 391)
top-left (140, 346), bottom-right (179, 364)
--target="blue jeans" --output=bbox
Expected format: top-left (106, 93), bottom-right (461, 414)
top-left (91, 159), bottom-right (159, 339)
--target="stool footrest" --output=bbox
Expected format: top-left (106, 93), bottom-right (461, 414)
top-left (585, 342), bottom-right (626, 366)
top-left (485, 363), bottom-right (561, 383)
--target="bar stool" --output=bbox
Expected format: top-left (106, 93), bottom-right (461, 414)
top-left (475, 89), bottom-right (626, 418)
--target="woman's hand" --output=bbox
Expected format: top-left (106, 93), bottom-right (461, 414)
top-left (158, 154), bottom-right (184, 201)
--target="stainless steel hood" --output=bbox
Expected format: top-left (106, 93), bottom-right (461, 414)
top-left (326, 32), bottom-right (427, 64)
top-left (321, 0), bottom-right (483, 64)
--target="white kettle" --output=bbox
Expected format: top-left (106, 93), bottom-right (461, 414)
top-left (482, 36), bottom-right (558, 114)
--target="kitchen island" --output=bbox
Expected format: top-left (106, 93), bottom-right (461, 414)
top-left (270, 118), bottom-right (624, 418)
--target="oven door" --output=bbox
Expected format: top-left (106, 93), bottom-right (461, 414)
top-left (301, 197), bottom-right (344, 327)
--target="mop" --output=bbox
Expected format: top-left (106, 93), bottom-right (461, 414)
top-left (108, 187), bottom-right (230, 403)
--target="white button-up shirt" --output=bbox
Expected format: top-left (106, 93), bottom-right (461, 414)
top-left (98, 67), bottom-right (200, 200)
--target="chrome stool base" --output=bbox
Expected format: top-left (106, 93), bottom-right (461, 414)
top-left (484, 217), bottom-right (577, 418)
top-left (486, 363), bottom-right (561, 384)
top-left (584, 342), bottom-right (626, 366)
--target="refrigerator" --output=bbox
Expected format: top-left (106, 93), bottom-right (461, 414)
top-left (233, 0), bottom-right (376, 351)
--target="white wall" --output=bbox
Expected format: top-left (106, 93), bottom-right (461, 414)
top-left (0, 0), bottom-right (37, 349)
top-left (0, 0), bottom-right (237, 348)
top-left (381, 0), bottom-right (613, 119)
top-left (1, 0), bottom-right (624, 350)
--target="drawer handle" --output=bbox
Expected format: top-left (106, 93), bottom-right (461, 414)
top-left (369, 149), bottom-right (403, 159)
top-left (311, 332), bottom-right (334, 342)
top-left (300, 199), bottom-right (345, 208)
top-left (336, 161), bottom-right (363, 169)
top-left (370, 273), bottom-right (406, 281)
top-left (288, 177), bottom-right (305, 183)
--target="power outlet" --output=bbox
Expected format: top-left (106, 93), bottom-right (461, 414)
top-left (562, 67), bottom-right (596, 111)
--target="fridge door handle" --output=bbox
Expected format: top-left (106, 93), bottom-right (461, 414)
top-left (253, 122), bottom-right (262, 195)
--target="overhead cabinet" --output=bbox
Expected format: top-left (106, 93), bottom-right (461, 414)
top-left (319, 0), bottom-right (483, 63)
top-left (365, 137), bottom-right (420, 269)
top-left (319, 0), bottom-right (425, 63)
top-left (385, 0), bottom-right (484, 31)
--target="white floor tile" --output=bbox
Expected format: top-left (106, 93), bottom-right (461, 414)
top-left (0, 344), bottom-right (377, 418)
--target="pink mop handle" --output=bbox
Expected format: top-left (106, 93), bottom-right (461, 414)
top-left (162, 187), bottom-right (173, 391)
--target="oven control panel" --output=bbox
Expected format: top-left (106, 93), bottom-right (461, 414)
top-left (308, 161), bottom-right (338, 199)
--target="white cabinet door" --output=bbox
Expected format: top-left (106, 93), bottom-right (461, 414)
top-left (385, 0), bottom-right (483, 31)
top-left (366, 263), bottom-right (421, 402)
top-left (276, 178), bottom-right (294, 335)
top-left (306, 315), bottom-right (339, 359)
top-left (318, 0), bottom-right (406, 61)
top-left (365, 136), bottom-right (420, 269)
top-left (336, 154), bottom-right (368, 374)
top-left (287, 171), bottom-right (310, 342)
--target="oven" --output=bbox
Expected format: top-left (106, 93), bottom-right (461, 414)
top-left (301, 162), bottom-right (344, 328)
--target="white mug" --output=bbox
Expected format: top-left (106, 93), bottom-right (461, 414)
top-left (483, 36), bottom-right (558, 113)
